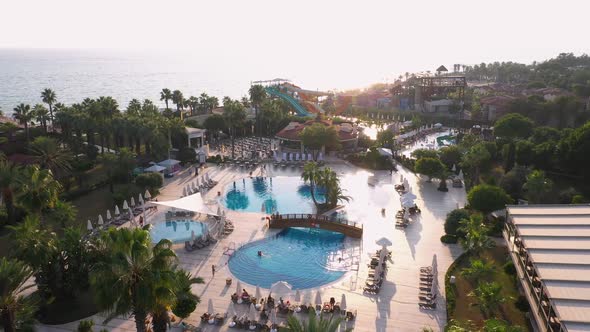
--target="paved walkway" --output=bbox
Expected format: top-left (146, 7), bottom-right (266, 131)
top-left (39, 143), bottom-right (465, 332)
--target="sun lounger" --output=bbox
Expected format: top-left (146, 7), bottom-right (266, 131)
top-left (418, 302), bottom-right (436, 310)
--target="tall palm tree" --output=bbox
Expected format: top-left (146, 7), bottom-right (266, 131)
top-left (41, 88), bottom-right (57, 131)
top-left (172, 90), bottom-right (184, 114)
top-left (286, 309), bottom-right (352, 332)
top-left (13, 103), bottom-right (33, 143)
top-left (32, 104), bottom-right (49, 133)
top-left (17, 166), bottom-right (62, 216)
top-left (0, 257), bottom-right (37, 332)
top-left (469, 282), bottom-right (507, 318)
top-left (249, 84), bottom-right (267, 139)
top-left (0, 160), bottom-right (21, 224)
top-left (29, 136), bottom-right (73, 175)
top-left (91, 228), bottom-right (178, 332)
top-left (223, 99), bottom-right (246, 158)
top-left (301, 162), bottom-right (320, 207)
top-left (160, 88), bottom-right (172, 110)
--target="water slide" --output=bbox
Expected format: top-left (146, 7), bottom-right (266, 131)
top-left (265, 87), bottom-right (311, 116)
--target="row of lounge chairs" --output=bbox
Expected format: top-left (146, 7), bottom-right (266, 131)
top-left (184, 234), bottom-right (218, 251)
top-left (363, 252), bottom-right (388, 294)
top-left (418, 265), bottom-right (437, 310)
top-left (200, 312), bottom-right (227, 325)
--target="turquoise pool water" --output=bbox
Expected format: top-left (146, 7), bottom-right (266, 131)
top-left (228, 228), bottom-right (346, 289)
top-left (220, 177), bottom-right (325, 214)
top-left (150, 220), bottom-right (207, 243)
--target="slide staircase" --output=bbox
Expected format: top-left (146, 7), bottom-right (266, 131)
top-left (265, 87), bottom-right (311, 117)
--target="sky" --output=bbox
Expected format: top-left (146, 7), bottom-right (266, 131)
top-left (1, 0), bottom-right (589, 92)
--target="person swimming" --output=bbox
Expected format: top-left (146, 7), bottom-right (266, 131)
top-left (257, 250), bottom-right (263, 257)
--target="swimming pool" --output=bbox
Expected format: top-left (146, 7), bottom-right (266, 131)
top-left (228, 228), bottom-right (346, 289)
top-left (220, 177), bottom-right (326, 214)
top-left (150, 220), bottom-right (207, 243)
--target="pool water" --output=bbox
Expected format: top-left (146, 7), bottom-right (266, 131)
top-left (150, 220), bottom-right (207, 243)
top-left (228, 228), bottom-right (346, 289)
top-left (220, 177), bottom-right (325, 214)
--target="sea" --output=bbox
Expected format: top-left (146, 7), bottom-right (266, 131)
top-left (0, 48), bottom-right (254, 112)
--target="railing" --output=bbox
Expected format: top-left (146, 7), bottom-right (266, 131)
top-left (268, 214), bottom-right (363, 238)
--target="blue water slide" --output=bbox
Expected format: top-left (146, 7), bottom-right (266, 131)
top-left (265, 87), bottom-right (310, 117)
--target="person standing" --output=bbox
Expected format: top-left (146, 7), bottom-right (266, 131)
top-left (212, 264), bottom-right (216, 277)
top-left (195, 166), bottom-right (199, 177)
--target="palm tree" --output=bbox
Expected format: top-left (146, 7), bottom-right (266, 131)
top-left (249, 84), bottom-right (267, 139)
top-left (17, 165), bottom-right (62, 216)
top-left (187, 96), bottom-right (199, 116)
top-left (223, 99), bottom-right (246, 159)
top-left (33, 104), bottom-right (49, 133)
top-left (160, 88), bottom-right (172, 110)
top-left (41, 88), bottom-right (57, 130)
top-left (91, 228), bottom-right (178, 332)
top-left (469, 281), bottom-right (507, 318)
top-left (286, 309), bottom-right (352, 332)
top-left (170, 270), bottom-right (203, 321)
top-left (0, 160), bottom-right (21, 224)
top-left (0, 257), bottom-right (37, 332)
top-left (301, 162), bottom-right (321, 207)
top-left (172, 90), bottom-right (184, 114)
top-left (29, 136), bottom-right (73, 175)
top-left (13, 103), bottom-right (33, 143)
top-left (461, 259), bottom-right (495, 282)
top-left (458, 214), bottom-right (495, 255)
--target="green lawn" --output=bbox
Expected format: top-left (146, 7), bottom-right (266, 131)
top-left (446, 246), bottom-right (531, 330)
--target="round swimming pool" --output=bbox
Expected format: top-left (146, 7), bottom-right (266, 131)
top-left (228, 228), bottom-right (346, 289)
top-left (220, 176), bottom-right (325, 214)
top-left (150, 220), bottom-right (207, 243)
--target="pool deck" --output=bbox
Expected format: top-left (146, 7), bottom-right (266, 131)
top-left (39, 141), bottom-right (465, 332)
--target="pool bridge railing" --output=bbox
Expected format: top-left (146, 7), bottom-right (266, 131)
top-left (268, 214), bottom-right (363, 238)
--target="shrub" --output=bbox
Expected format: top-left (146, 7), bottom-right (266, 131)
top-left (135, 172), bottom-right (163, 195)
top-left (445, 209), bottom-right (470, 237)
top-left (503, 261), bottom-right (516, 275)
top-left (177, 147), bottom-right (197, 164)
top-left (572, 194), bottom-right (587, 204)
top-left (467, 184), bottom-right (512, 215)
top-left (206, 154), bottom-right (223, 164)
top-left (440, 234), bottom-right (458, 244)
top-left (172, 298), bottom-right (197, 319)
top-left (77, 320), bottom-right (94, 332)
top-left (514, 295), bottom-right (530, 312)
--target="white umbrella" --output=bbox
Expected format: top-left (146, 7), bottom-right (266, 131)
top-left (294, 290), bottom-right (301, 302)
top-left (401, 192), bottom-right (417, 201)
top-left (314, 291), bottom-right (322, 305)
top-left (208, 299), bottom-right (214, 314)
top-left (138, 193), bottom-right (144, 203)
top-left (106, 209), bottom-right (112, 220)
top-left (375, 237), bottom-right (392, 247)
top-left (270, 281), bottom-right (292, 297)
top-left (144, 190), bottom-right (151, 199)
top-left (182, 187), bottom-right (187, 196)
top-left (114, 205), bottom-right (120, 216)
top-left (130, 197), bottom-right (136, 207)
top-left (401, 199), bottom-right (415, 208)
top-left (248, 303), bottom-right (257, 321)
top-left (228, 301), bottom-right (237, 317)
top-left (451, 164), bottom-right (456, 172)
top-left (217, 206), bottom-right (222, 216)
top-left (340, 294), bottom-right (347, 312)
top-left (255, 285), bottom-right (262, 300)
top-left (123, 200), bottom-right (129, 210)
top-left (236, 281), bottom-right (242, 296)
top-left (458, 169), bottom-right (464, 180)
top-left (87, 220), bottom-right (93, 231)
top-left (191, 230), bottom-right (196, 243)
top-left (98, 214), bottom-right (104, 225)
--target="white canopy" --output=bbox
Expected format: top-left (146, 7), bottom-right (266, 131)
top-left (270, 281), bottom-right (292, 296)
top-left (157, 159), bottom-right (181, 167)
top-left (98, 214), bottom-right (104, 225)
top-left (114, 205), bottom-right (120, 216)
top-left (144, 190), bottom-right (152, 199)
top-left (87, 220), bottom-right (93, 231)
top-left (377, 148), bottom-right (393, 157)
top-left (152, 193), bottom-right (218, 216)
top-left (144, 165), bottom-right (166, 173)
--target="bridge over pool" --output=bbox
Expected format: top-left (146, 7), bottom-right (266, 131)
top-left (268, 214), bottom-right (363, 238)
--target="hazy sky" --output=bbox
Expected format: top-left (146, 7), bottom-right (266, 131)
top-left (1, 0), bottom-right (589, 91)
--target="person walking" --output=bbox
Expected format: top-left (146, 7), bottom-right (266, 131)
top-left (212, 264), bottom-right (216, 277)
top-left (195, 166), bottom-right (199, 177)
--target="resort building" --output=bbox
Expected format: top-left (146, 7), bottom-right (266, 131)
top-left (274, 117), bottom-right (359, 154)
top-left (503, 204), bottom-right (590, 332)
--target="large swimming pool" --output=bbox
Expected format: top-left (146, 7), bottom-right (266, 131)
top-left (150, 220), bottom-right (207, 243)
top-left (220, 177), bottom-right (325, 214)
top-left (228, 228), bottom-right (346, 289)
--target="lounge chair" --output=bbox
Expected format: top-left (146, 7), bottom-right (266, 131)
top-left (185, 241), bottom-right (195, 252)
top-left (419, 302), bottom-right (436, 310)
